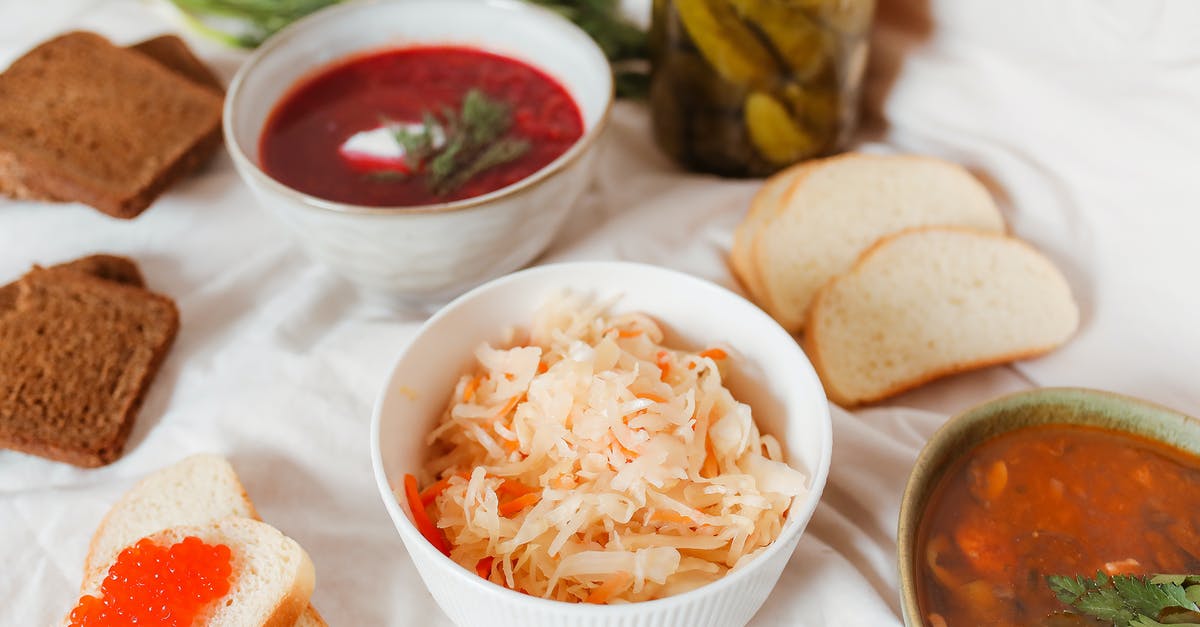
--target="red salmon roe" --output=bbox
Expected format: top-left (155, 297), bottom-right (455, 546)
top-left (68, 536), bottom-right (233, 627)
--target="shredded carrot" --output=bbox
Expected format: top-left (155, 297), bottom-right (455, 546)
top-left (493, 396), bottom-right (521, 420)
top-left (649, 509), bottom-right (694, 525)
top-left (504, 372), bottom-right (515, 381)
top-left (502, 438), bottom-right (520, 453)
top-left (701, 435), bottom-right (720, 478)
top-left (585, 571), bottom-right (632, 604)
top-left (419, 476), bottom-right (455, 505)
top-left (462, 375), bottom-right (481, 403)
top-left (403, 474), bottom-right (450, 556)
top-left (699, 348), bottom-right (727, 360)
top-left (656, 351), bottom-right (671, 381)
top-left (687, 361), bottom-right (697, 370)
top-left (475, 556), bottom-right (494, 579)
top-left (498, 493), bottom-right (540, 516)
top-left (618, 328), bottom-right (643, 338)
top-left (497, 479), bottom-right (537, 498)
top-left (636, 392), bottom-right (667, 403)
top-left (537, 360), bottom-right (549, 374)
top-left (420, 471), bottom-right (471, 505)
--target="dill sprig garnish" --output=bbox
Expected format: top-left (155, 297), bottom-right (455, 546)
top-left (382, 89), bottom-right (531, 196)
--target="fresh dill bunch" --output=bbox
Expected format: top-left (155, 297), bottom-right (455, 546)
top-left (168, 0), bottom-right (650, 97)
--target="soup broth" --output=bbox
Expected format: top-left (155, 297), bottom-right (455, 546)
top-left (916, 424), bottom-right (1200, 626)
top-left (260, 46), bottom-right (584, 207)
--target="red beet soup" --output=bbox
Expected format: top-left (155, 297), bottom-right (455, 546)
top-left (260, 46), bottom-right (584, 207)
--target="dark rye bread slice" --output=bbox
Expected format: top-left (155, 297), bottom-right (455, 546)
top-left (1, 36), bottom-right (224, 204)
top-left (0, 31), bottom-right (223, 218)
top-left (0, 254), bottom-right (145, 312)
top-left (0, 268), bottom-right (179, 467)
top-left (129, 34), bottom-right (224, 94)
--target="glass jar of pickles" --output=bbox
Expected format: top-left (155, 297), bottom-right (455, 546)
top-left (649, 0), bottom-right (874, 177)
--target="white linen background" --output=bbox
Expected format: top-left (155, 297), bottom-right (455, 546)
top-left (2, 1), bottom-right (1199, 624)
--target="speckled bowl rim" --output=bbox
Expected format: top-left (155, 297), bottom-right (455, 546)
top-left (223, 0), bottom-right (614, 216)
top-left (896, 387), bottom-right (1200, 627)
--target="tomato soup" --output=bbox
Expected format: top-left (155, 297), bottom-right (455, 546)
top-left (916, 425), bottom-right (1200, 627)
top-left (260, 46), bottom-right (584, 206)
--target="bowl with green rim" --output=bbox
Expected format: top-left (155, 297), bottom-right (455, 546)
top-left (896, 387), bottom-right (1200, 626)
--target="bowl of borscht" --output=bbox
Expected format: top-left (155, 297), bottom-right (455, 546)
top-left (897, 388), bottom-right (1200, 627)
top-left (224, 0), bottom-right (612, 304)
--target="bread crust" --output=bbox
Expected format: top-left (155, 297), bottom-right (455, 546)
top-left (102, 124), bottom-right (222, 219)
top-left (803, 226), bottom-right (1075, 407)
top-left (805, 317), bottom-right (1063, 407)
top-left (297, 605), bottom-right (330, 627)
top-left (263, 562), bottom-right (317, 627)
top-left (730, 161), bottom-right (812, 310)
top-left (129, 34), bottom-right (224, 93)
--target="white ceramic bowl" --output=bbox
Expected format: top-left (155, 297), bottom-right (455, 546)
top-left (224, 0), bottom-right (613, 305)
top-left (371, 262), bottom-right (833, 627)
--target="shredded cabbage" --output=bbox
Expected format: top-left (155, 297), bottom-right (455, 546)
top-left (418, 294), bottom-right (808, 603)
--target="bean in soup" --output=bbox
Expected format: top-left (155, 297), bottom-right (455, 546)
top-left (916, 424), bottom-right (1200, 626)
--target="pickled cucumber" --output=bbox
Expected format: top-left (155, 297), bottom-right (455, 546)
top-left (783, 83), bottom-right (839, 136)
top-left (744, 91), bottom-right (817, 164)
top-left (650, 0), bottom-right (873, 177)
top-left (674, 0), bottom-right (777, 87)
top-left (728, 0), bottom-right (830, 81)
top-left (663, 53), bottom-right (749, 111)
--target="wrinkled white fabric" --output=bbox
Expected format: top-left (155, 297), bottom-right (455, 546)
top-left (1, 1), bottom-right (1198, 625)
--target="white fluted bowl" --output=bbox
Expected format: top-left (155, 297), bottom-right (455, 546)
top-left (371, 262), bottom-right (832, 627)
top-left (225, 0), bottom-right (612, 306)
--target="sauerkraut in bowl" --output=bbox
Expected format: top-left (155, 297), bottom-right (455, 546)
top-left (404, 294), bottom-right (808, 604)
top-left (372, 261), bottom-right (831, 627)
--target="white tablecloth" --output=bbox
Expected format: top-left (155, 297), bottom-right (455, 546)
top-left (3, 1), bottom-right (1199, 625)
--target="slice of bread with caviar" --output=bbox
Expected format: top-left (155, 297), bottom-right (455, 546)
top-left (83, 455), bottom-right (328, 626)
top-left (68, 517), bottom-right (315, 627)
top-left (0, 31), bottom-right (223, 218)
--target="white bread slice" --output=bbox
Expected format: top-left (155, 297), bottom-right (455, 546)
top-left (803, 227), bottom-right (1078, 407)
top-left (84, 454), bottom-right (259, 580)
top-left (83, 454), bottom-right (327, 626)
top-left (753, 153), bottom-right (1006, 332)
top-left (71, 517), bottom-right (314, 627)
top-left (730, 161), bottom-right (810, 306)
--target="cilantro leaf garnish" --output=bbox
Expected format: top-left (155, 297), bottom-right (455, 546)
top-left (1049, 572), bottom-right (1200, 626)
